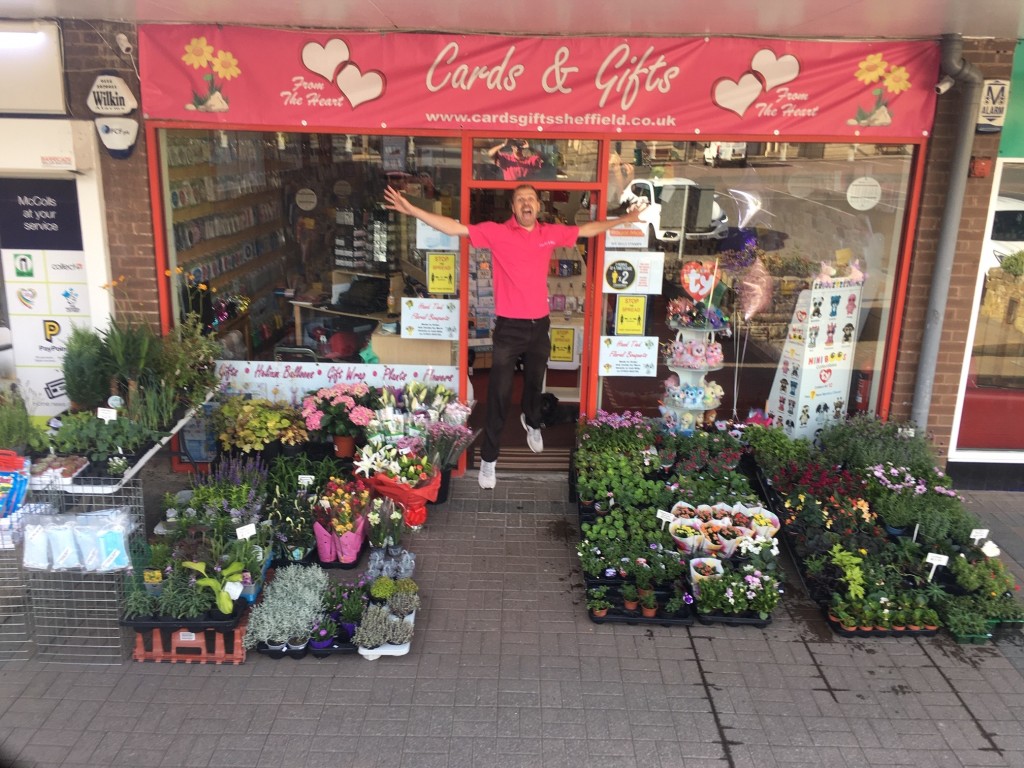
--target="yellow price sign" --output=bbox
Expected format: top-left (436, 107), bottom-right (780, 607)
top-left (428, 252), bottom-right (457, 294)
top-left (615, 295), bottom-right (647, 335)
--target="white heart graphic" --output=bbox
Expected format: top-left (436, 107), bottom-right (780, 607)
top-left (712, 73), bottom-right (762, 117)
top-left (16, 288), bottom-right (36, 306)
top-left (751, 49), bottom-right (799, 90)
top-left (302, 39), bottom-right (350, 82)
top-left (337, 63), bottom-right (385, 108)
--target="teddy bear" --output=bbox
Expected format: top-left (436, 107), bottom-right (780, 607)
top-left (659, 405), bottom-right (680, 434)
top-left (703, 381), bottom-right (724, 408)
top-left (688, 341), bottom-right (706, 368)
top-left (705, 341), bottom-right (724, 368)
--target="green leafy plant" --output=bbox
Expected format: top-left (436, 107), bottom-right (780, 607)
top-left (51, 411), bottom-right (160, 463)
top-left (122, 574), bottom-right (158, 619)
top-left (182, 560), bottom-right (244, 614)
top-left (0, 385), bottom-right (46, 453)
top-left (62, 326), bottom-right (113, 411)
top-left (586, 586), bottom-right (613, 612)
top-left (387, 591), bottom-right (420, 618)
top-left (214, 396), bottom-right (299, 453)
top-left (1001, 250), bottom-right (1024, 277)
top-left (742, 424), bottom-right (813, 481)
top-left (369, 575), bottom-right (397, 601)
top-left (829, 544), bottom-right (866, 600)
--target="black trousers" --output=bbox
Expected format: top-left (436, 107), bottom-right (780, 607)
top-left (480, 316), bottom-right (550, 463)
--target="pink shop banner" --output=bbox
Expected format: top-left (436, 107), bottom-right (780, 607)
top-left (139, 26), bottom-right (940, 138)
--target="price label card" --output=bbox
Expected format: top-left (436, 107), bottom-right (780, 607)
top-left (655, 509), bottom-right (675, 523)
top-left (235, 523), bottom-right (257, 540)
top-left (224, 581), bottom-right (244, 600)
top-left (970, 528), bottom-right (990, 540)
top-left (96, 407), bottom-right (118, 423)
top-left (298, 474), bottom-right (315, 487)
top-left (925, 553), bottom-right (950, 566)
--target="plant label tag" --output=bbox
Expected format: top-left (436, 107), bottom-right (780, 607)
top-left (236, 523), bottom-right (257, 540)
top-left (298, 474), bottom-right (314, 487)
top-left (224, 581), bottom-right (244, 600)
top-left (656, 508), bottom-right (673, 529)
top-left (96, 407), bottom-right (118, 423)
top-left (925, 552), bottom-right (949, 583)
top-left (970, 528), bottom-right (989, 543)
top-left (178, 631), bottom-right (196, 642)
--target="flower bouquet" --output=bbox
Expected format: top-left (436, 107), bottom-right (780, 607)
top-left (426, 422), bottom-right (479, 470)
top-left (355, 442), bottom-right (439, 527)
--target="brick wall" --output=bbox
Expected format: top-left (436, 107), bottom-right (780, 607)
top-left (891, 38), bottom-right (1015, 463)
top-left (60, 21), bottom-right (158, 329)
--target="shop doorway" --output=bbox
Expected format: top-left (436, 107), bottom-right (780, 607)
top-left (465, 185), bottom-right (599, 466)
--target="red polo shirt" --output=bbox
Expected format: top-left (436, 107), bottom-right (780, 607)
top-left (468, 218), bottom-right (579, 319)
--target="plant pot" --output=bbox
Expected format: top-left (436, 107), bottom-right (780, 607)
top-left (264, 639), bottom-right (288, 659)
top-left (623, 599), bottom-right (639, 611)
top-left (429, 468), bottom-right (452, 505)
top-left (641, 605), bottom-right (658, 618)
top-left (333, 435), bottom-right (356, 458)
top-left (591, 608), bottom-right (609, 618)
top-left (314, 521), bottom-right (335, 562)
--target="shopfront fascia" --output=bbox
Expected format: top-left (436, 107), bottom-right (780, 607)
top-left (140, 25), bottom-right (938, 440)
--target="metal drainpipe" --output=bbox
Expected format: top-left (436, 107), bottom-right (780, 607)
top-left (910, 34), bottom-right (983, 431)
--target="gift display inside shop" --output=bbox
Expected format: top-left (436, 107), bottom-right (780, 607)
top-left (0, 374), bottom-right (476, 664)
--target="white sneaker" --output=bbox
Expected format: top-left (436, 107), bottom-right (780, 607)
top-left (478, 459), bottom-right (497, 489)
top-left (521, 413), bottom-right (544, 453)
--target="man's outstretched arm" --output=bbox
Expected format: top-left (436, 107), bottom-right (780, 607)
top-left (383, 186), bottom-right (469, 237)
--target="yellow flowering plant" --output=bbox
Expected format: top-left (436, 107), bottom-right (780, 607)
top-left (315, 476), bottom-right (370, 535)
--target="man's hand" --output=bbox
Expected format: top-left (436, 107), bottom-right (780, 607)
top-left (383, 185), bottom-right (416, 216)
top-left (621, 200), bottom-right (648, 224)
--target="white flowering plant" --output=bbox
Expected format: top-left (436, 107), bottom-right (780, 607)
top-left (366, 496), bottom-right (405, 549)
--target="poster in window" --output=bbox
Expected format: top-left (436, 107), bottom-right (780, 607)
top-left (615, 295), bottom-right (647, 335)
top-left (550, 327), bottom-right (575, 363)
top-left (427, 252), bottom-right (457, 294)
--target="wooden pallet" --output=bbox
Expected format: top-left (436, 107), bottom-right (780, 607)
top-left (131, 617), bottom-right (248, 664)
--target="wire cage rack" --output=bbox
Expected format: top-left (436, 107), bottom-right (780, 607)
top-left (0, 511), bottom-right (31, 661)
top-left (22, 479), bottom-right (144, 664)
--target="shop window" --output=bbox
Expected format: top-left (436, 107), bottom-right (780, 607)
top-left (957, 161), bottom-right (1024, 451)
top-left (470, 138), bottom-right (597, 182)
top-left (158, 129), bottom-right (460, 366)
top-left (598, 139), bottom-right (914, 439)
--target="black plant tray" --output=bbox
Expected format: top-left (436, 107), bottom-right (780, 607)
top-left (121, 601), bottom-right (248, 632)
top-left (314, 538), bottom-right (368, 570)
top-left (695, 610), bottom-right (772, 628)
top-left (823, 613), bottom-right (937, 638)
top-left (589, 606), bottom-right (694, 626)
top-left (255, 639), bottom-right (358, 658)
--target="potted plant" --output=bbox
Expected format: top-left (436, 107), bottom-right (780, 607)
top-left (301, 382), bottom-right (377, 457)
top-left (386, 591), bottom-right (420, 620)
top-left (620, 583), bottom-right (640, 611)
top-left (0, 385), bottom-right (47, 455)
top-left (586, 586), bottom-right (613, 617)
top-left (62, 326), bottom-right (113, 411)
top-left (242, 564), bottom-right (327, 656)
top-left (214, 395), bottom-right (297, 455)
top-left (639, 590), bottom-right (658, 617)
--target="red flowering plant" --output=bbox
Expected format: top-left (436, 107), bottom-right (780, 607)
top-left (301, 382), bottom-right (377, 438)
